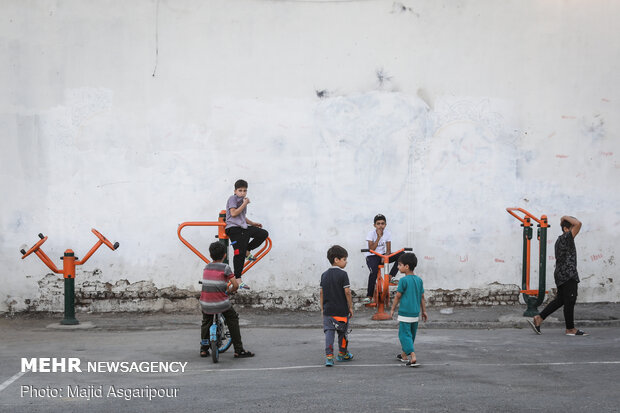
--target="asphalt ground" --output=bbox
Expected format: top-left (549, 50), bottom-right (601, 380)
top-left (1, 304), bottom-right (619, 412)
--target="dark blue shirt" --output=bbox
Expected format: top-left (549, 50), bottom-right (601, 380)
top-left (320, 267), bottom-right (350, 317)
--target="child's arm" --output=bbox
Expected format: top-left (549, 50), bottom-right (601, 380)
top-left (390, 291), bottom-right (402, 318)
top-left (367, 228), bottom-right (384, 251)
top-left (246, 218), bottom-right (262, 228)
top-left (344, 287), bottom-right (354, 318)
top-left (229, 198), bottom-right (250, 217)
top-left (228, 277), bottom-right (239, 293)
top-left (421, 294), bottom-right (428, 322)
top-left (319, 288), bottom-right (324, 316)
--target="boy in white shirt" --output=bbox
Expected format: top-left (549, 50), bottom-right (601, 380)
top-left (362, 214), bottom-right (404, 304)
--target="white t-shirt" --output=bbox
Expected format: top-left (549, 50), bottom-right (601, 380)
top-left (365, 229), bottom-right (392, 256)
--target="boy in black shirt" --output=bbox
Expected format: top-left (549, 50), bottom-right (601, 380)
top-left (320, 245), bottom-right (354, 367)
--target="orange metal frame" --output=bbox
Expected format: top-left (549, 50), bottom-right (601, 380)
top-left (21, 228), bottom-right (119, 278)
top-left (177, 210), bottom-right (272, 275)
top-left (365, 248), bottom-right (409, 321)
top-left (506, 207), bottom-right (549, 296)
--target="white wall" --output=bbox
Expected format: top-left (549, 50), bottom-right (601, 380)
top-left (1, 0), bottom-right (619, 312)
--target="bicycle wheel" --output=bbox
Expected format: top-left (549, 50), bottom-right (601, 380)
top-left (211, 339), bottom-right (219, 363)
top-left (218, 315), bottom-right (233, 353)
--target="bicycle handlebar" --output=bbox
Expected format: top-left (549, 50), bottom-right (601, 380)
top-left (360, 248), bottom-right (412, 260)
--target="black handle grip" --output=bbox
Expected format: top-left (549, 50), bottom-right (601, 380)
top-left (20, 249), bottom-right (26, 255)
top-left (404, 248), bottom-right (413, 251)
top-left (113, 242), bottom-right (120, 250)
top-left (38, 233), bottom-right (44, 239)
top-left (361, 249), bottom-right (369, 252)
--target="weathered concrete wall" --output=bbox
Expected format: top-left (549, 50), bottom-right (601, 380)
top-left (1, 0), bottom-right (619, 313)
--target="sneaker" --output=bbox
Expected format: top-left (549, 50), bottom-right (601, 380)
top-left (396, 354), bottom-right (408, 363)
top-left (325, 355), bottom-right (334, 367)
top-left (389, 278), bottom-right (399, 286)
top-left (361, 297), bottom-right (372, 304)
top-left (246, 253), bottom-right (257, 262)
top-left (566, 329), bottom-right (588, 336)
top-left (200, 346), bottom-right (210, 357)
top-left (238, 282), bottom-right (251, 290)
top-left (337, 352), bottom-right (354, 362)
top-left (406, 360), bottom-right (420, 367)
top-left (527, 319), bottom-right (541, 335)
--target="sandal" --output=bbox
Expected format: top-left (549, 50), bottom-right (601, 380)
top-left (396, 354), bottom-right (408, 363)
top-left (234, 350), bottom-right (255, 358)
top-left (200, 347), bottom-right (210, 357)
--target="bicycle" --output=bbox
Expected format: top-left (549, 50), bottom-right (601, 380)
top-left (361, 247), bottom-right (412, 320)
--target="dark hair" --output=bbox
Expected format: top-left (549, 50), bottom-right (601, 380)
top-left (209, 241), bottom-right (227, 261)
top-left (374, 214), bottom-right (386, 224)
top-left (235, 179), bottom-right (248, 190)
top-left (398, 252), bottom-right (418, 271)
top-left (327, 245), bottom-right (348, 265)
top-left (560, 219), bottom-right (572, 231)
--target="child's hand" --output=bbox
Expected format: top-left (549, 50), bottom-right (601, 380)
top-left (376, 228), bottom-right (384, 238)
top-left (390, 309), bottom-right (395, 318)
top-left (422, 311), bottom-right (428, 322)
top-left (253, 222), bottom-right (262, 228)
top-left (244, 197), bottom-right (251, 204)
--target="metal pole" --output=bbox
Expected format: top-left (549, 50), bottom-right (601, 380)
top-left (61, 250), bottom-right (79, 325)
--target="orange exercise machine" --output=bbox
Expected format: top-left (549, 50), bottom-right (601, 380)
top-left (178, 210), bottom-right (272, 273)
top-left (20, 229), bottom-right (119, 325)
top-left (361, 247), bottom-right (412, 320)
top-left (506, 207), bottom-right (549, 316)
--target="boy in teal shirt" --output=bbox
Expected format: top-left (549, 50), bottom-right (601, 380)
top-left (390, 253), bottom-right (427, 367)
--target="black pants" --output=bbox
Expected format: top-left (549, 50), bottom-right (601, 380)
top-left (225, 226), bottom-right (269, 279)
top-left (539, 278), bottom-right (578, 330)
top-left (366, 251), bottom-right (403, 298)
top-left (201, 307), bottom-right (243, 353)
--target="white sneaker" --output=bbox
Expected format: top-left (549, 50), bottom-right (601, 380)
top-left (361, 297), bottom-right (371, 304)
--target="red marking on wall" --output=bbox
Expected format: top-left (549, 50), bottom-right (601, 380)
top-left (561, 115), bottom-right (576, 119)
top-left (424, 256), bottom-right (435, 260)
top-left (556, 154), bottom-right (569, 159)
top-left (591, 254), bottom-right (603, 262)
top-left (601, 151), bottom-right (613, 156)
top-left (494, 258), bottom-right (505, 263)
top-left (459, 255), bottom-right (469, 263)
top-left (548, 132), bottom-right (556, 138)
top-left (548, 256), bottom-right (555, 261)
top-left (601, 98), bottom-right (610, 102)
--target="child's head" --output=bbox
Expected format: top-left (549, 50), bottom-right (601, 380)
top-left (327, 245), bottom-right (348, 268)
top-left (374, 214), bottom-right (387, 229)
top-left (560, 219), bottom-right (572, 233)
top-left (397, 252), bottom-right (418, 274)
top-left (209, 241), bottom-right (227, 262)
top-left (234, 179), bottom-right (248, 197)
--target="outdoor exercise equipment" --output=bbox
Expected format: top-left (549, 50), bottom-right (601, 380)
top-left (506, 207), bottom-right (549, 316)
top-left (177, 210), bottom-right (272, 270)
top-left (361, 247), bottom-right (412, 320)
top-left (20, 229), bottom-right (119, 325)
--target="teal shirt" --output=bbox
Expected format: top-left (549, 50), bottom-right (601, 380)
top-left (396, 274), bottom-right (424, 317)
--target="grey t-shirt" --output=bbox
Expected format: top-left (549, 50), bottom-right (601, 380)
top-left (225, 194), bottom-right (248, 229)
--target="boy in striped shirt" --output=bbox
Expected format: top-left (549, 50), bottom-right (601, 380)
top-left (200, 241), bottom-right (254, 358)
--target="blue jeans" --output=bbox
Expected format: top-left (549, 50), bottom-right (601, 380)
top-left (398, 321), bottom-right (418, 355)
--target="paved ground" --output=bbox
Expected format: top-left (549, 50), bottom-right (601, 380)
top-left (1, 304), bottom-right (619, 412)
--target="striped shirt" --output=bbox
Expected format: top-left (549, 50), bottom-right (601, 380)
top-left (199, 262), bottom-right (234, 314)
